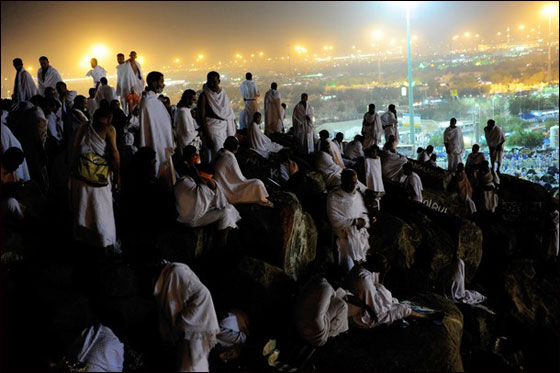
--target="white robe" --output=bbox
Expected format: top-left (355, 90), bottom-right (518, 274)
top-left (484, 125), bottom-right (505, 164)
top-left (174, 176), bottom-right (241, 230)
top-left (213, 149), bottom-right (269, 205)
top-left (345, 140), bottom-right (364, 160)
top-left (326, 138), bottom-right (344, 168)
top-left (118, 61), bottom-right (144, 105)
top-left (344, 266), bottom-right (412, 328)
top-left (1, 123), bottom-right (31, 181)
top-left (37, 66), bottom-right (63, 95)
top-left (381, 150), bottom-right (407, 182)
top-left (87, 98), bottom-right (99, 117)
top-left (115, 64), bottom-right (128, 113)
top-left (444, 126), bottom-right (465, 171)
top-left (264, 88), bottom-right (283, 135)
top-left (47, 112), bottom-right (63, 142)
top-left (217, 313), bottom-right (247, 347)
top-left (174, 107), bottom-right (202, 153)
top-left (71, 124), bottom-right (116, 248)
top-left (381, 111), bottom-right (399, 143)
top-left (404, 171), bottom-right (423, 203)
top-left (446, 258), bottom-right (486, 305)
top-left (202, 84), bottom-right (237, 161)
top-left (13, 69), bottom-right (38, 103)
top-left (294, 276), bottom-right (349, 347)
top-left (239, 80), bottom-right (259, 129)
top-left (248, 121), bottom-right (283, 159)
top-left (139, 91), bottom-right (175, 188)
top-left (327, 187), bottom-right (370, 271)
top-left (154, 262), bottom-right (220, 372)
top-left (362, 112), bottom-right (384, 148)
top-left (480, 169), bottom-right (499, 212)
top-left (77, 324), bottom-right (124, 373)
top-left (316, 151), bottom-right (343, 187)
top-left (86, 65), bottom-right (107, 87)
top-left (292, 102), bottom-right (315, 154)
top-left (95, 85), bottom-right (117, 104)
top-left (364, 158), bottom-right (384, 193)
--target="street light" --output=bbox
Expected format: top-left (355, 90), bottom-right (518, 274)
top-left (542, 3), bottom-right (558, 83)
top-left (371, 29), bottom-right (384, 82)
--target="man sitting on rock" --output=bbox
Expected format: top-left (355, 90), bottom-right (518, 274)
top-left (402, 162), bottom-right (423, 203)
top-left (343, 253), bottom-right (433, 328)
top-left (327, 169), bottom-right (372, 273)
top-left (380, 139), bottom-right (407, 182)
top-left (213, 136), bottom-right (274, 207)
top-left (316, 139), bottom-right (344, 188)
top-left (175, 145), bottom-right (241, 247)
top-left (344, 135), bottom-right (364, 161)
top-left (319, 130), bottom-right (344, 168)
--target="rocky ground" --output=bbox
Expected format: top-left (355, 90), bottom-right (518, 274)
top-left (1, 133), bottom-right (558, 371)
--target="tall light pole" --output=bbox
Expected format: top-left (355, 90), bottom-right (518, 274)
top-left (406, 7), bottom-right (415, 153)
top-left (542, 4), bottom-right (558, 83)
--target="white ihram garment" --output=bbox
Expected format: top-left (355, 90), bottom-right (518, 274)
top-left (119, 61), bottom-right (144, 107)
top-left (404, 171), bottom-right (423, 203)
top-left (202, 84), bottom-right (237, 161)
top-left (345, 140), bottom-right (364, 160)
top-left (154, 262), bottom-right (220, 372)
top-left (344, 266), bottom-right (412, 328)
top-left (364, 157), bottom-right (384, 193)
top-left (446, 258), bottom-right (486, 305)
top-left (316, 151), bottom-right (343, 187)
top-left (484, 125), bottom-right (506, 165)
top-left (1, 123), bottom-right (31, 181)
top-left (444, 126), bottom-right (465, 171)
top-left (76, 324), bottom-right (124, 372)
top-left (292, 102), bottom-right (315, 154)
top-left (86, 65), bottom-right (107, 87)
top-left (174, 107), bottom-right (202, 153)
top-left (71, 124), bottom-right (116, 247)
top-left (239, 80), bottom-right (259, 129)
top-left (381, 111), bottom-right (399, 143)
top-left (362, 112), bottom-right (384, 148)
top-left (248, 121), bottom-right (283, 159)
top-left (139, 91), bottom-right (175, 188)
top-left (13, 69), bottom-right (38, 103)
top-left (174, 175), bottom-right (241, 230)
top-left (381, 150), bottom-right (407, 182)
top-left (213, 149), bottom-right (269, 205)
top-left (264, 88), bottom-right (282, 134)
top-left (326, 138), bottom-right (344, 168)
top-left (327, 187), bottom-right (370, 271)
top-left (95, 85), bottom-right (117, 104)
top-left (37, 66), bottom-right (63, 95)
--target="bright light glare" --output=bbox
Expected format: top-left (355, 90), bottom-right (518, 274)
top-left (464, 32), bottom-right (471, 38)
top-left (542, 4), bottom-right (558, 16)
top-left (137, 55), bottom-right (145, 64)
top-left (174, 58), bottom-right (180, 63)
top-left (518, 24), bottom-right (525, 30)
top-left (395, 1), bottom-right (420, 10)
top-left (197, 54), bottom-right (204, 60)
top-left (91, 44), bottom-right (108, 58)
top-left (453, 35), bottom-right (460, 40)
top-left (371, 29), bottom-right (384, 40)
top-left (259, 52), bottom-right (264, 56)
top-left (27, 66), bottom-right (33, 71)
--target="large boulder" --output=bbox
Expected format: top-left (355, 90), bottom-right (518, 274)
top-left (408, 159), bottom-right (454, 191)
top-left (314, 292), bottom-right (464, 371)
top-left (156, 224), bottom-right (212, 263)
top-left (236, 192), bottom-right (317, 280)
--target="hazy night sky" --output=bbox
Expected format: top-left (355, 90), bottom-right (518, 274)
top-left (1, 1), bottom-right (557, 81)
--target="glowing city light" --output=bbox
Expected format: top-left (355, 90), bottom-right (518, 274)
top-left (235, 53), bottom-right (242, 59)
top-left (464, 32), bottom-right (471, 38)
top-left (453, 35), bottom-right (460, 40)
top-left (27, 66), bottom-right (33, 71)
top-left (259, 52), bottom-right (264, 56)
top-left (371, 29), bottom-right (384, 40)
top-left (518, 24), bottom-right (525, 30)
top-left (542, 3), bottom-right (559, 16)
top-left (174, 58), bottom-right (180, 63)
top-left (295, 45), bottom-right (307, 54)
top-left (137, 55), bottom-right (144, 64)
top-left (91, 44), bottom-right (109, 58)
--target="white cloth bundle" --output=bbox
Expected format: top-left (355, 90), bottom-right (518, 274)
top-left (248, 121), bottom-right (283, 159)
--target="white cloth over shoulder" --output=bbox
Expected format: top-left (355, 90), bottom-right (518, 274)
top-left (37, 66), bottom-right (63, 95)
top-left (202, 84), bottom-right (237, 159)
top-left (294, 276), bottom-right (349, 347)
top-left (77, 324), bottom-right (124, 372)
top-left (345, 140), bottom-right (364, 160)
top-left (362, 112), bottom-right (384, 148)
top-left (213, 149), bottom-right (269, 205)
top-left (292, 102), bottom-right (315, 154)
top-left (86, 65), bottom-right (107, 87)
top-left (404, 171), bottom-right (423, 203)
top-left (381, 150), bottom-right (407, 182)
top-left (1, 123), bottom-right (31, 181)
top-left (484, 126), bottom-right (505, 148)
top-left (239, 80), bottom-right (259, 129)
top-left (381, 111), bottom-right (399, 143)
top-left (364, 158), bottom-right (384, 193)
top-left (248, 121), bottom-right (283, 159)
top-left (175, 107), bottom-right (202, 152)
top-left (444, 126), bottom-right (465, 154)
top-left (139, 91), bottom-right (175, 187)
top-left (316, 151), bottom-right (343, 187)
top-left (446, 258), bottom-right (486, 305)
top-left (327, 187), bottom-right (370, 271)
top-left (264, 88), bottom-right (282, 134)
top-left (95, 85), bottom-right (117, 104)
top-left (118, 61), bottom-right (144, 99)
top-left (326, 138), bottom-right (344, 168)
top-left (344, 266), bottom-right (412, 328)
top-left (154, 262), bottom-right (220, 372)
top-left (14, 69), bottom-right (38, 103)
top-left (174, 175), bottom-right (241, 230)
top-left (71, 124), bottom-right (116, 247)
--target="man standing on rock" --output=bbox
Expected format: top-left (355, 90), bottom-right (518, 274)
top-left (327, 169), bottom-right (371, 273)
top-left (484, 119), bottom-right (505, 173)
top-left (444, 118), bottom-right (465, 172)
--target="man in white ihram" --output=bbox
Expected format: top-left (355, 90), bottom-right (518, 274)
top-left (327, 169), bottom-right (372, 273)
top-left (95, 77), bottom-right (117, 104)
top-left (139, 71), bottom-right (175, 190)
top-left (292, 93), bottom-right (315, 155)
top-left (198, 71), bottom-right (237, 162)
top-left (443, 117), bottom-right (465, 172)
top-left (12, 58), bottom-right (38, 104)
top-left (37, 56), bottom-right (63, 95)
top-left (119, 51), bottom-right (145, 114)
top-left (239, 72), bottom-right (259, 130)
top-left (362, 104), bottom-right (384, 148)
top-left (484, 119), bottom-right (506, 173)
top-left (264, 82), bottom-right (283, 135)
top-left (86, 58), bottom-right (107, 88)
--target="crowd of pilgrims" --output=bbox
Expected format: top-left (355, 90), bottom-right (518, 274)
top-left (3, 53), bottom-right (555, 372)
